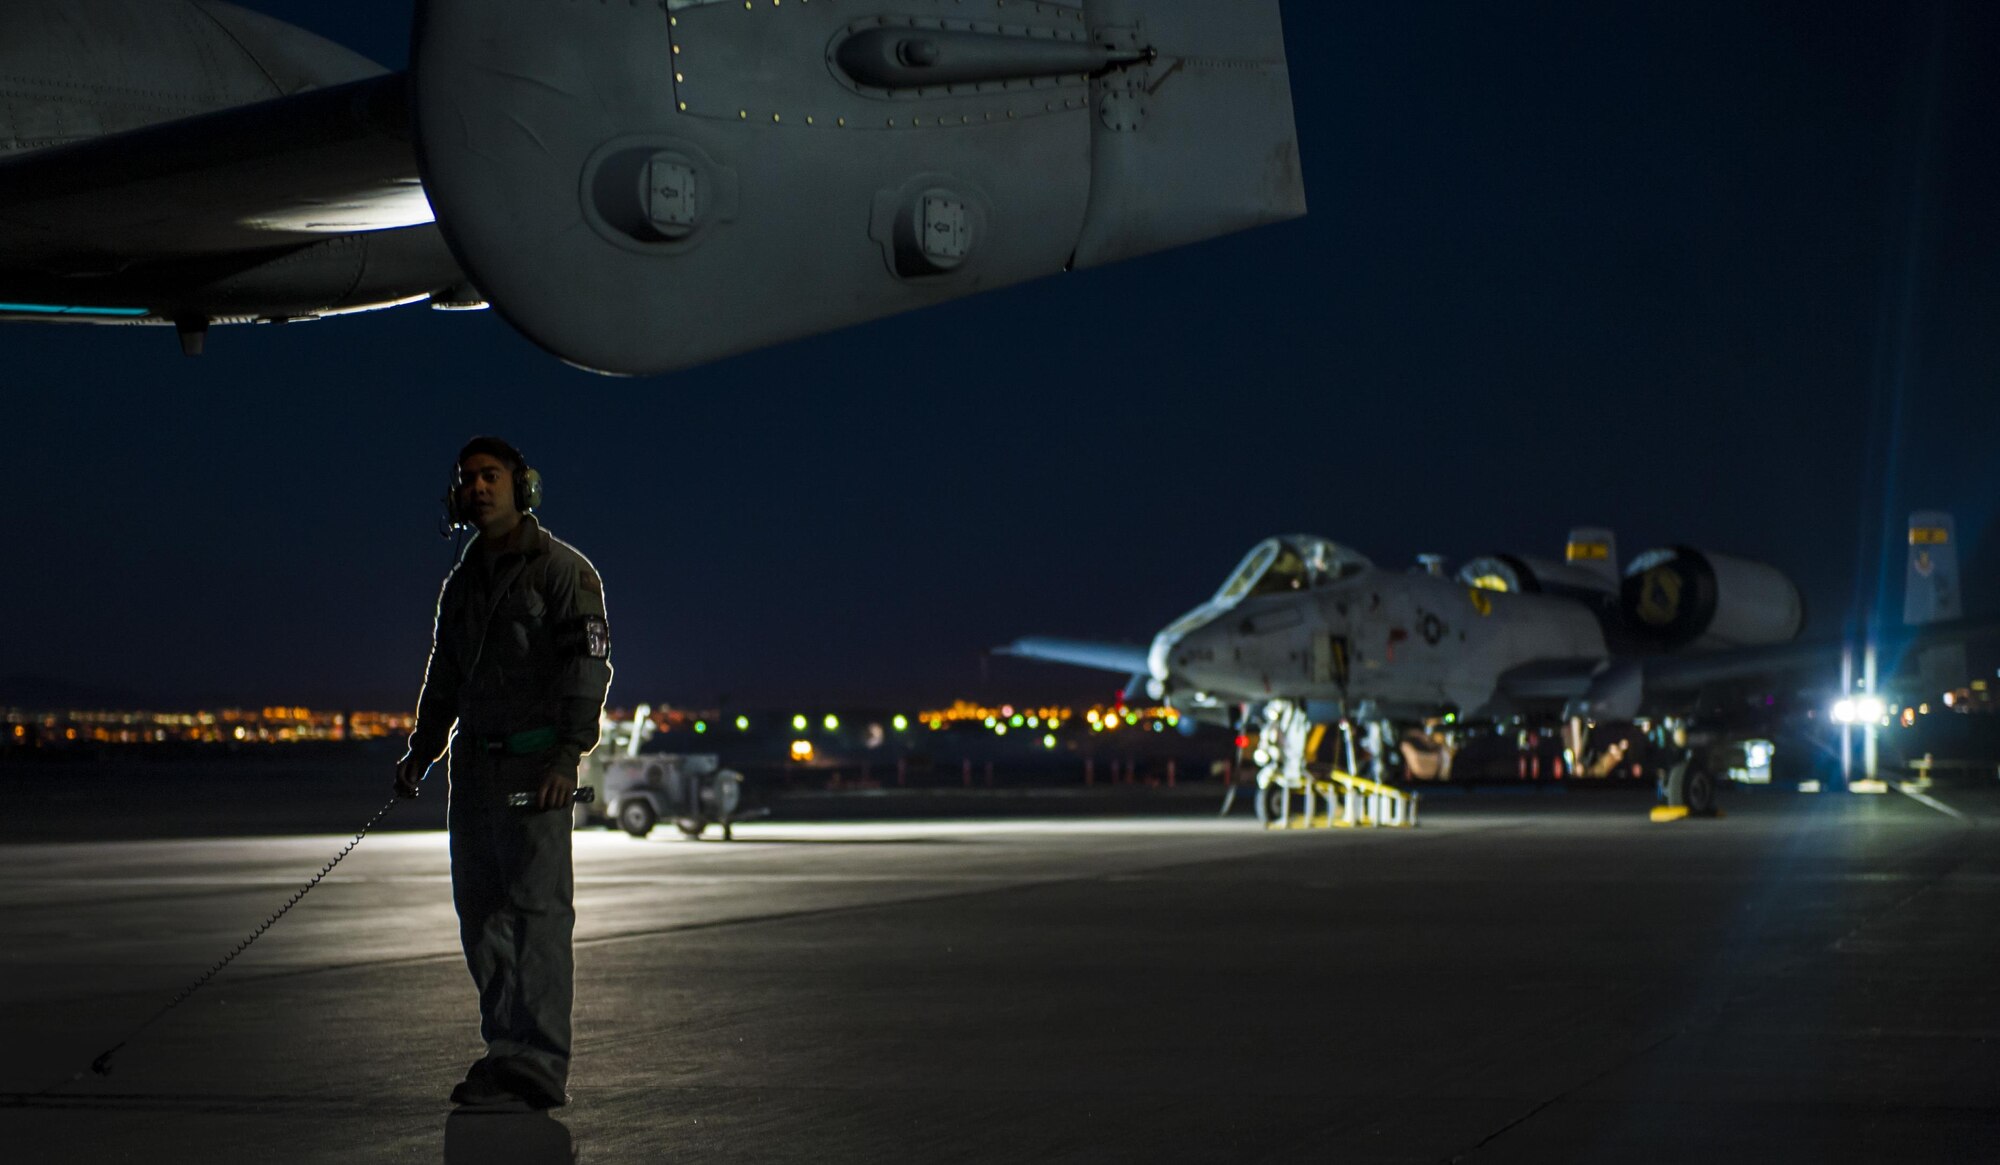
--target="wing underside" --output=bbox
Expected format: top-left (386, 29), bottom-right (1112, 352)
top-left (0, 74), bottom-right (428, 268)
top-left (0, 72), bottom-right (457, 322)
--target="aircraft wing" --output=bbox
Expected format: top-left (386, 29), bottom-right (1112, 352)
top-left (998, 638), bottom-right (1152, 677)
top-left (1640, 617), bottom-right (2000, 693)
top-left (0, 74), bottom-right (431, 271)
top-left (1500, 617), bottom-right (2000, 705)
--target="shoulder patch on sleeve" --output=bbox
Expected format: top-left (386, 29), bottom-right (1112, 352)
top-left (580, 567), bottom-right (603, 595)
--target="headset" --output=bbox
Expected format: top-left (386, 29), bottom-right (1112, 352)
top-left (442, 437), bottom-right (544, 530)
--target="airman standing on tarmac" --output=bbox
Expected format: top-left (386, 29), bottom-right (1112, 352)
top-left (395, 437), bottom-right (613, 1110)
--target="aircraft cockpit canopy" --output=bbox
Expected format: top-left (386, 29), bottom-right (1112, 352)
top-left (1213, 536), bottom-right (1372, 605)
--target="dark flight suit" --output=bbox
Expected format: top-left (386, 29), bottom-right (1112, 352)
top-left (406, 514), bottom-right (613, 1103)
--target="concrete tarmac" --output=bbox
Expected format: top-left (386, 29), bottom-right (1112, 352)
top-left (2, 784), bottom-right (1996, 1163)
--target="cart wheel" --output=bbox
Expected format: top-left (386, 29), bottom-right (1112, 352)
top-left (618, 798), bottom-right (656, 838)
top-left (675, 818), bottom-right (707, 839)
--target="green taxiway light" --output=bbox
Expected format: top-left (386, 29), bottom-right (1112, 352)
top-left (893, 715), bottom-right (908, 731)
top-left (694, 721), bottom-right (707, 734)
top-left (792, 714), bottom-right (808, 731)
top-left (736, 716), bottom-right (750, 731)
top-left (823, 714), bottom-right (840, 731)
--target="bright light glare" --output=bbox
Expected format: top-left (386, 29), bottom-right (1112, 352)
top-left (790, 740), bottom-right (814, 761)
top-left (1832, 696), bottom-right (1886, 724)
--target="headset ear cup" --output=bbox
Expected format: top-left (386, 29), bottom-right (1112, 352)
top-left (519, 466), bottom-right (543, 512)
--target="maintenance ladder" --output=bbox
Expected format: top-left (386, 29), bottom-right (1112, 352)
top-left (1267, 767), bottom-right (1420, 830)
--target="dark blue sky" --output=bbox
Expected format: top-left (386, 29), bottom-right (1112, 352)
top-left (4, 0), bottom-right (1996, 710)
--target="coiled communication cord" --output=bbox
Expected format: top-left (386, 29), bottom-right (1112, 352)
top-left (30, 785), bottom-right (417, 1098)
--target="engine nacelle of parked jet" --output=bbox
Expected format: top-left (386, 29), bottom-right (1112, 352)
top-left (1458, 554), bottom-right (1615, 602)
top-left (411, 0), bottom-right (1304, 375)
top-left (1620, 547), bottom-right (1804, 651)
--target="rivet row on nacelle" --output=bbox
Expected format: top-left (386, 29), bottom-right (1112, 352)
top-left (669, 0), bottom-right (1099, 130)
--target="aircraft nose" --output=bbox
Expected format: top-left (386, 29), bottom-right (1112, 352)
top-left (1147, 628), bottom-right (1178, 683)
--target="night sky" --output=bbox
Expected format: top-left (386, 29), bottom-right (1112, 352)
top-left (5, 0), bottom-right (1996, 712)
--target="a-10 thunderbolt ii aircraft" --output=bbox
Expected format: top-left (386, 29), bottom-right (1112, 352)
top-left (1004, 513), bottom-right (1988, 818)
top-left (0, 0), bottom-right (1304, 374)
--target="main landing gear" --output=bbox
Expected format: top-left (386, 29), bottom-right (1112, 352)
top-left (1245, 701), bottom-right (1418, 830)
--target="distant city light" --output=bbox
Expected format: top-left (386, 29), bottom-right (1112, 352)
top-left (824, 714), bottom-right (840, 731)
top-left (793, 714), bottom-right (808, 731)
top-left (1042, 734), bottom-right (1056, 749)
top-left (790, 740), bottom-right (814, 761)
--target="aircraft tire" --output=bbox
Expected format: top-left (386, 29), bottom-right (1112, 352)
top-left (1684, 764), bottom-right (1717, 815)
top-left (1253, 782), bottom-right (1289, 826)
top-left (618, 798), bottom-right (657, 838)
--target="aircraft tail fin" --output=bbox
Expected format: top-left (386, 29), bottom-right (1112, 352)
top-left (1904, 511), bottom-right (1967, 693)
top-left (1563, 527), bottom-right (1619, 588)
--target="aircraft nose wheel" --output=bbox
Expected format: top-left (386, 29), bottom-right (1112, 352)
top-left (1253, 781), bottom-right (1291, 826)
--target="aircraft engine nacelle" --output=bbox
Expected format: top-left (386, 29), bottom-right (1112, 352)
top-left (1620, 547), bottom-right (1804, 651)
top-left (1458, 554), bottom-right (1615, 602)
top-left (412, 0), bottom-right (1304, 376)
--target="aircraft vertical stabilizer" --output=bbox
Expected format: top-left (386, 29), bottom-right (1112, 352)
top-left (1564, 527), bottom-right (1618, 588)
top-left (1904, 511), bottom-right (1967, 693)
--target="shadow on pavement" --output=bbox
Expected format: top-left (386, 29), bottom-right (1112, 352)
top-left (444, 1110), bottom-right (575, 1164)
